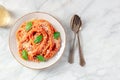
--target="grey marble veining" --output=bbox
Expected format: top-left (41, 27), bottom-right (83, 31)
top-left (0, 0), bottom-right (120, 80)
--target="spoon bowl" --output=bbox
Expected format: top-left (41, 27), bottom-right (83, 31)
top-left (71, 15), bottom-right (81, 33)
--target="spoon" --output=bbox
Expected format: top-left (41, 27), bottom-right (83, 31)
top-left (76, 15), bottom-right (86, 66)
top-left (68, 15), bottom-right (80, 63)
top-left (68, 15), bottom-right (78, 64)
top-left (68, 14), bottom-right (86, 66)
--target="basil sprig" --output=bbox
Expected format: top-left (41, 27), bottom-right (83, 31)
top-left (22, 50), bottom-right (28, 60)
top-left (36, 55), bottom-right (45, 61)
top-left (34, 35), bottom-right (43, 44)
top-left (26, 22), bottom-right (32, 31)
top-left (54, 32), bottom-right (60, 39)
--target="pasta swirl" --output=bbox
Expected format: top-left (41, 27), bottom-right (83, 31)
top-left (16, 19), bottom-right (61, 62)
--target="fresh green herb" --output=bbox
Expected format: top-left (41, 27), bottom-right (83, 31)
top-left (26, 22), bottom-right (32, 31)
top-left (22, 50), bottom-right (28, 60)
top-left (34, 35), bottom-right (43, 44)
top-left (54, 32), bottom-right (60, 39)
top-left (36, 55), bottom-right (45, 61)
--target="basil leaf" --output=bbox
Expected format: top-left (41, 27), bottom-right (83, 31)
top-left (22, 50), bottom-right (28, 60)
top-left (34, 35), bottom-right (43, 44)
top-left (26, 22), bottom-right (32, 31)
top-left (54, 32), bottom-right (60, 39)
top-left (37, 55), bottom-right (45, 61)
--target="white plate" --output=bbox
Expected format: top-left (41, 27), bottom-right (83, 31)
top-left (9, 12), bottom-right (66, 69)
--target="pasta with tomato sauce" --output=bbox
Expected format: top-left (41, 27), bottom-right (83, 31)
top-left (16, 19), bottom-right (61, 62)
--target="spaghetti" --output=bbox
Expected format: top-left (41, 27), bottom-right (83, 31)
top-left (16, 19), bottom-right (61, 62)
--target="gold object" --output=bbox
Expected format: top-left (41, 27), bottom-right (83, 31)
top-left (0, 5), bottom-right (10, 27)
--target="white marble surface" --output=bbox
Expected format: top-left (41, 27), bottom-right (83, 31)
top-left (0, 0), bottom-right (120, 80)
